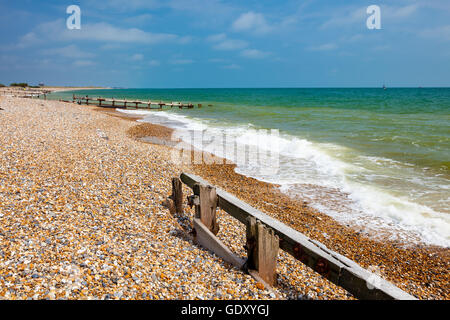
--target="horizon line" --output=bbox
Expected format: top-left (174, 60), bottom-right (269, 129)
top-left (56, 86), bottom-right (450, 90)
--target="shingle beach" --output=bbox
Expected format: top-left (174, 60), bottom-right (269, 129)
top-left (0, 94), bottom-right (448, 300)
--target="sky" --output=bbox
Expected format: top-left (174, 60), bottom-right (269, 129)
top-left (0, 0), bottom-right (449, 88)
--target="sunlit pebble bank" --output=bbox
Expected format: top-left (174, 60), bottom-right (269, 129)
top-left (126, 116), bottom-right (449, 299)
top-left (0, 97), bottom-right (353, 300)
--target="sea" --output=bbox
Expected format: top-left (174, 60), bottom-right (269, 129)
top-left (51, 88), bottom-right (450, 247)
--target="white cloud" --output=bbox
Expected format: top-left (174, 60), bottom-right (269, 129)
top-left (16, 32), bottom-right (40, 48)
top-left (307, 43), bottom-right (338, 51)
top-left (91, 0), bottom-right (161, 10)
top-left (223, 63), bottom-right (240, 69)
top-left (131, 53), bottom-right (144, 61)
top-left (321, 7), bottom-right (365, 29)
top-left (213, 39), bottom-right (248, 51)
top-left (207, 33), bottom-right (227, 42)
top-left (18, 19), bottom-right (184, 47)
top-left (344, 34), bottom-right (364, 43)
top-left (170, 59), bottom-right (194, 65)
top-left (385, 4), bottom-right (419, 19)
top-left (73, 60), bottom-right (95, 67)
top-left (178, 36), bottom-right (193, 44)
top-left (208, 58), bottom-right (227, 63)
top-left (321, 4), bottom-right (420, 29)
top-left (207, 33), bottom-right (248, 51)
top-left (41, 45), bottom-right (95, 59)
top-left (418, 0), bottom-right (450, 12)
top-left (148, 60), bottom-right (160, 66)
top-left (66, 22), bottom-right (178, 44)
top-left (420, 25), bottom-right (450, 42)
top-left (208, 33), bottom-right (248, 50)
top-left (92, 0), bottom-right (236, 23)
top-left (372, 45), bottom-right (391, 51)
top-left (232, 11), bottom-right (272, 34)
top-left (99, 43), bottom-right (122, 50)
top-left (123, 13), bottom-right (153, 25)
top-left (168, 0), bottom-right (235, 16)
top-left (240, 49), bottom-right (270, 59)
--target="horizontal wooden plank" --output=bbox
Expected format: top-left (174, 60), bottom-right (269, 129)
top-left (180, 172), bottom-right (416, 300)
top-left (74, 98), bottom-right (193, 108)
top-left (181, 173), bottom-right (344, 282)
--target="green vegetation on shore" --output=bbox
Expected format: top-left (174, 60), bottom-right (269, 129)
top-left (5, 83), bottom-right (43, 89)
top-left (10, 83), bottom-right (29, 88)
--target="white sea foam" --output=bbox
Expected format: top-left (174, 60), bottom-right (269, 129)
top-left (116, 109), bottom-right (154, 116)
top-left (136, 110), bottom-right (450, 247)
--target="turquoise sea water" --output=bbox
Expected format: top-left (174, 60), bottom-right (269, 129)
top-left (51, 88), bottom-right (450, 246)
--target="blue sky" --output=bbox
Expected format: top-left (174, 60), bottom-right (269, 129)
top-left (0, 0), bottom-right (449, 87)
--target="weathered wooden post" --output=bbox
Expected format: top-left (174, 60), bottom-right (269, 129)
top-left (193, 183), bottom-right (219, 235)
top-left (171, 177), bottom-right (183, 214)
top-left (246, 217), bottom-right (279, 286)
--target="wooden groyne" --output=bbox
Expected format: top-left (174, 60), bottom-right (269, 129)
top-left (170, 172), bottom-right (416, 300)
top-left (11, 91), bottom-right (211, 110)
top-left (72, 95), bottom-right (202, 109)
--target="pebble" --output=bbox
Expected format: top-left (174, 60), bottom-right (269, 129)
top-left (190, 159), bottom-right (450, 300)
top-left (0, 94), bottom-right (447, 300)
